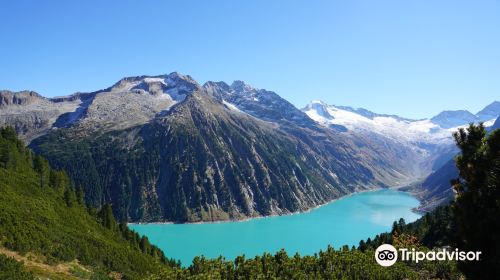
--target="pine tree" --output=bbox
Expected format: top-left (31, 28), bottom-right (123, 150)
top-left (98, 204), bottom-right (117, 230)
top-left (140, 236), bottom-right (151, 254)
top-left (452, 124), bottom-right (500, 279)
top-left (33, 155), bottom-right (48, 188)
top-left (76, 187), bottom-right (85, 205)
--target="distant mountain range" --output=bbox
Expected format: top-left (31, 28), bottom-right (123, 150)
top-left (0, 73), bottom-right (498, 221)
top-left (303, 99), bottom-right (498, 174)
top-left (302, 99), bottom-right (499, 211)
top-left (430, 101), bottom-right (500, 128)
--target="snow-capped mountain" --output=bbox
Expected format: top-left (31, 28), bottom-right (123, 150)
top-left (430, 110), bottom-right (479, 129)
top-left (303, 100), bottom-right (499, 144)
top-left (203, 80), bottom-right (317, 128)
top-left (0, 72), bottom-right (200, 140)
top-left (303, 100), bottom-right (456, 145)
top-left (430, 103), bottom-right (500, 129)
top-left (302, 100), bottom-right (499, 178)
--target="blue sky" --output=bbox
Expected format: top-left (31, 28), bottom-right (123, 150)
top-left (1, 0), bottom-right (499, 119)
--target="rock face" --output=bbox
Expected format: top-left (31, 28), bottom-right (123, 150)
top-left (0, 90), bottom-right (84, 141)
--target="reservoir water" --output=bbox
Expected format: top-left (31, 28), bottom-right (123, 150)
top-left (129, 189), bottom-right (420, 266)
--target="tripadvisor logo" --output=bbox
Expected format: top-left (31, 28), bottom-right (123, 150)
top-left (375, 244), bottom-right (398, 266)
top-left (374, 244), bottom-right (481, 267)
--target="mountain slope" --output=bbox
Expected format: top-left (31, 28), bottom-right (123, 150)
top-left (0, 127), bottom-right (176, 279)
top-left (206, 83), bottom-right (425, 185)
top-left (491, 117), bottom-right (500, 130)
top-left (406, 122), bottom-right (500, 212)
top-left (477, 101), bottom-right (500, 121)
top-left (407, 159), bottom-right (458, 212)
top-left (0, 90), bottom-right (85, 141)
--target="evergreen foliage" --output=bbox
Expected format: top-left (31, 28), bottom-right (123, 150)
top-left (0, 254), bottom-right (34, 280)
top-left (0, 127), bottom-right (177, 279)
top-left (451, 124), bottom-right (500, 278)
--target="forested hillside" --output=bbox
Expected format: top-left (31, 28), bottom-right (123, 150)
top-left (0, 127), bottom-right (177, 279)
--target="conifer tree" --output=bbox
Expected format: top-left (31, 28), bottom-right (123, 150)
top-left (33, 155), bottom-right (48, 188)
top-left (99, 203), bottom-right (117, 230)
top-left (452, 124), bottom-right (500, 278)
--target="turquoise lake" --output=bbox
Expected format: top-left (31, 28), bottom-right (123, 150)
top-left (129, 189), bottom-right (420, 266)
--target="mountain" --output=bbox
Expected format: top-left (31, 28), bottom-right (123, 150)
top-left (429, 102), bottom-right (500, 129)
top-left (491, 116), bottom-right (500, 130)
top-left (0, 127), bottom-right (176, 279)
top-left (477, 101), bottom-right (500, 121)
top-left (203, 81), bottom-right (318, 128)
top-left (0, 73), bottom-right (199, 143)
top-left (0, 73), bottom-right (422, 223)
top-left (303, 100), bottom-right (499, 174)
top-left (302, 100), bottom-right (458, 178)
top-left (303, 100), bottom-right (499, 212)
top-left (0, 90), bottom-right (87, 141)
top-left (302, 100), bottom-right (456, 144)
top-left (430, 110), bottom-right (478, 129)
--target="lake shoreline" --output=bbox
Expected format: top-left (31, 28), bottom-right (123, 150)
top-left (129, 188), bottom-right (422, 266)
top-left (129, 186), bottom-right (422, 226)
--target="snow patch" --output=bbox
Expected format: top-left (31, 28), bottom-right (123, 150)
top-left (484, 118), bottom-right (497, 127)
top-left (144, 77), bottom-right (167, 85)
top-left (223, 100), bottom-right (243, 112)
top-left (304, 104), bottom-right (456, 145)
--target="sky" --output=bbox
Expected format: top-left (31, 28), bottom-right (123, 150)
top-left (1, 0), bottom-right (499, 119)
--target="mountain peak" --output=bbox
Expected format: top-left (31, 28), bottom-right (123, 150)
top-left (310, 99), bottom-right (328, 106)
top-left (230, 80), bottom-right (256, 93)
top-left (203, 81), bottom-right (231, 91)
top-left (110, 72), bottom-right (199, 92)
top-left (477, 101), bottom-right (500, 121)
top-left (303, 100), bottom-right (334, 120)
top-left (430, 110), bottom-right (477, 129)
top-left (164, 72), bottom-right (198, 86)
